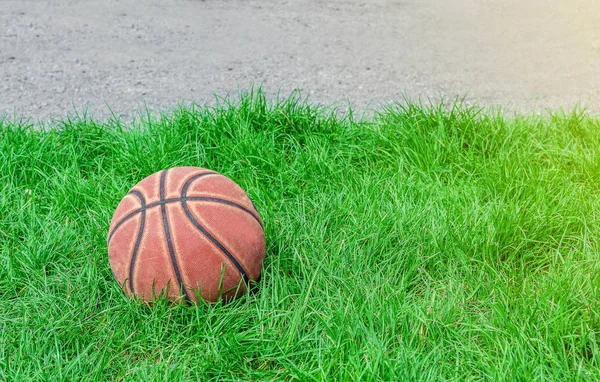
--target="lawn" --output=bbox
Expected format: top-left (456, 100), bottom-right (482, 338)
top-left (1, 91), bottom-right (599, 381)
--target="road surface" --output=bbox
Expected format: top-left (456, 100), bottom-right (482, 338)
top-left (1, 0), bottom-right (599, 121)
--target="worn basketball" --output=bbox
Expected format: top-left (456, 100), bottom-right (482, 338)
top-left (107, 166), bottom-right (265, 303)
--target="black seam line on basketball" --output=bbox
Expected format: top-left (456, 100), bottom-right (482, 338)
top-left (180, 200), bottom-right (250, 285)
top-left (180, 172), bottom-right (263, 228)
top-left (160, 169), bottom-right (191, 303)
top-left (127, 190), bottom-right (146, 295)
top-left (107, 195), bottom-right (263, 244)
top-left (181, 173), bottom-right (250, 285)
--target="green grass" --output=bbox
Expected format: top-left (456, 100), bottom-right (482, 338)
top-left (1, 90), bottom-right (600, 381)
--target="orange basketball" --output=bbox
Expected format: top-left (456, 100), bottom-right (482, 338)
top-left (107, 166), bottom-right (265, 303)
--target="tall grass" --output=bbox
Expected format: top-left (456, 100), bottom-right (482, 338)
top-left (1, 91), bottom-right (599, 380)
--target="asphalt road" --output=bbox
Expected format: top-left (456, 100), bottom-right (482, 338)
top-left (1, 0), bottom-right (599, 121)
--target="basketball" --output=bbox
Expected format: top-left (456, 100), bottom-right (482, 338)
top-left (107, 166), bottom-right (265, 303)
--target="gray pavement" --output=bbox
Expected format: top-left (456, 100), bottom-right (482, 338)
top-left (1, 0), bottom-right (599, 122)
